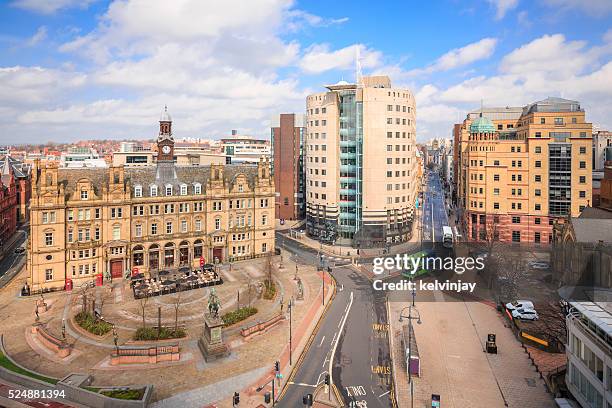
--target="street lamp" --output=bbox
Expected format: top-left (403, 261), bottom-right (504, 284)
top-left (288, 297), bottom-right (293, 366)
top-left (112, 324), bottom-right (119, 353)
top-left (399, 304), bottom-right (422, 408)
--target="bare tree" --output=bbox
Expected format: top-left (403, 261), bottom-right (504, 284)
top-left (532, 301), bottom-right (567, 352)
top-left (172, 286), bottom-right (183, 332)
top-left (138, 294), bottom-right (149, 329)
top-left (80, 284), bottom-right (91, 313)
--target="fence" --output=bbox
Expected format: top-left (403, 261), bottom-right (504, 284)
top-left (110, 344), bottom-right (180, 365)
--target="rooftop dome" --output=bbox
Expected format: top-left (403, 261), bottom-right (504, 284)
top-left (470, 114), bottom-right (495, 133)
top-left (160, 105), bottom-right (172, 122)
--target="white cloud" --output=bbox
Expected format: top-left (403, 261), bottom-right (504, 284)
top-left (25, 26), bottom-right (47, 47)
top-left (11, 0), bottom-right (96, 14)
top-left (405, 38), bottom-right (497, 77)
top-left (486, 0), bottom-right (519, 20)
top-left (0, 66), bottom-right (86, 105)
top-left (299, 43), bottom-right (382, 74)
top-left (542, 0), bottom-right (612, 16)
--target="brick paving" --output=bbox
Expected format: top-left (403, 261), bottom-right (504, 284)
top-left (389, 295), bottom-right (556, 408)
top-left (0, 255), bottom-right (331, 405)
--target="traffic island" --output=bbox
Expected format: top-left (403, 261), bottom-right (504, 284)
top-left (313, 383), bottom-right (343, 407)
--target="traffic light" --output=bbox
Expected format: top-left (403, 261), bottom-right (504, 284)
top-left (274, 360), bottom-right (280, 372)
top-left (233, 392), bottom-right (240, 405)
top-left (324, 373), bottom-right (330, 385)
top-left (302, 393), bottom-right (313, 406)
top-left (264, 392), bottom-right (271, 403)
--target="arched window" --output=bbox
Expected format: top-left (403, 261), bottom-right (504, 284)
top-left (179, 241), bottom-right (189, 266)
top-left (149, 244), bottom-right (160, 271)
top-left (164, 242), bottom-right (175, 267)
top-left (133, 245), bottom-right (144, 267)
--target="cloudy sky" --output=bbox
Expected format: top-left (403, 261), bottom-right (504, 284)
top-left (0, 0), bottom-right (611, 144)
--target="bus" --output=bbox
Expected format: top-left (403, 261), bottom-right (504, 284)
top-left (442, 226), bottom-right (453, 248)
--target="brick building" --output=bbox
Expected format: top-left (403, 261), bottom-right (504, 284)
top-left (0, 156), bottom-right (32, 224)
top-left (271, 113), bottom-right (306, 221)
top-left (0, 161), bottom-right (17, 249)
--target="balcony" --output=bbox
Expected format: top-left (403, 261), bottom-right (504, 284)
top-left (340, 152), bottom-right (356, 160)
top-left (340, 140), bottom-right (356, 148)
top-left (340, 164), bottom-right (356, 172)
top-left (339, 188), bottom-right (356, 195)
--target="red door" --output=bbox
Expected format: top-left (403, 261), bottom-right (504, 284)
top-left (110, 260), bottom-right (123, 278)
top-left (213, 248), bottom-right (223, 263)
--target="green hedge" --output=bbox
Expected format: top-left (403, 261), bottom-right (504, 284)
top-left (100, 388), bottom-right (145, 400)
top-left (222, 307), bottom-right (258, 327)
top-left (75, 311), bottom-right (113, 336)
top-left (0, 350), bottom-right (58, 384)
top-left (133, 327), bottom-right (186, 341)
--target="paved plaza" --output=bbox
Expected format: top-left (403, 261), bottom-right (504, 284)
top-left (0, 253), bottom-right (330, 406)
top-left (389, 293), bottom-right (556, 408)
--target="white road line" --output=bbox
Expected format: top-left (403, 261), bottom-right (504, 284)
top-left (379, 390), bottom-right (390, 398)
top-left (431, 200), bottom-right (435, 242)
top-left (330, 332), bottom-right (337, 346)
top-left (318, 336), bottom-right (326, 347)
top-left (329, 292), bottom-right (354, 389)
top-left (288, 382), bottom-right (317, 387)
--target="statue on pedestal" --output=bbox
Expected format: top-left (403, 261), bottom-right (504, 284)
top-left (208, 288), bottom-right (221, 319)
top-left (296, 278), bottom-right (304, 301)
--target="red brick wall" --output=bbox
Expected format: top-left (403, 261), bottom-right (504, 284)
top-left (273, 114), bottom-right (301, 220)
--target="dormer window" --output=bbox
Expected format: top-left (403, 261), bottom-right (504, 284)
top-left (80, 190), bottom-right (88, 200)
top-left (180, 184), bottom-right (187, 196)
top-left (193, 183), bottom-right (202, 195)
top-left (150, 185), bottom-right (158, 197)
top-left (238, 184), bottom-right (244, 192)
top-left (134, 185), bottom-right (142, 198)
top-left (165, 184), bottom-right (173, 196)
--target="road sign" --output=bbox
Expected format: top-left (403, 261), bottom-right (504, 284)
top-left (200, 256), bottom-right (205, 267)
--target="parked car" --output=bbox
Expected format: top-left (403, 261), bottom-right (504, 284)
top-left (13, 247), bottom-right (25, 255)
top-left (505, 300), bottom-right (535, 311)
top-left (512, 308), bottom-right (539, 321)
top-left (528, 261), bottom-right (550, 270)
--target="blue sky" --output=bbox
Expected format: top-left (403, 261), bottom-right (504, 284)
top-left (0, 0), bottom-right (611, 144)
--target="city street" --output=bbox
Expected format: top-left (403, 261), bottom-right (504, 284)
top-left (277, 234), bottom-right (393, 408)
top-left (421, 171), bottom-right (450, 243)
top-left (0, 228), bottom-right (26, 286)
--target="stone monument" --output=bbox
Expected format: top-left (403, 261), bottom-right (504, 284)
top-left (296, 278), bottom-right (304, 301)
top-left (198, 289), bottom-right (229, 361)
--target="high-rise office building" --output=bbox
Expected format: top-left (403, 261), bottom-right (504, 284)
top-left (271, 113), bottom-right (306, 221)
top-left (456, 97), bottom-right (592, 244)
top-left (305, 76), bottom-right (417, 247)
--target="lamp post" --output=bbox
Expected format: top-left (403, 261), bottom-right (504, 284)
top-left (399, 304), bottom-right (422, 408)
top-left (112, 324), bottom-right (119, 354)
top-left (288, 297), bottom-right (293, 366)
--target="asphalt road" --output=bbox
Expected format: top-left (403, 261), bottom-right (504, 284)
top-left (421, 171), bottom-right (449, 243)
top-left (0, 228), bottom-right (27, 286)
top-left (277, 235), bottom-right (393, 408)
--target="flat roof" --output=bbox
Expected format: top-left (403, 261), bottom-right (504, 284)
top-left (571, 301), bottom-right (612, 336)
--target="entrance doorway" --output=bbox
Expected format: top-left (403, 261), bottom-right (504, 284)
top-left (213, 247), bottom-right (223, 263)
top-left (110, 259), bottom-right (123, 278)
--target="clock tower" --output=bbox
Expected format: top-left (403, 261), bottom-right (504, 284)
top-left (157, 105), bottom-right (174, 162)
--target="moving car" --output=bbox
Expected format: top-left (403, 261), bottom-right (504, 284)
top-left (512, 308), bottom-right (539, 321)
top-left (505, 300), bottom-right (535, 311)
top-left (13, 247), bottom-right (25, 255)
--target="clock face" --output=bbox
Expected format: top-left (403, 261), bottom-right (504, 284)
top-left (162, 145), bottom-right (171, 154)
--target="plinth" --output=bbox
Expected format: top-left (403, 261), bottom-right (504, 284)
top-left (198, 314), bottom-right (229, 362)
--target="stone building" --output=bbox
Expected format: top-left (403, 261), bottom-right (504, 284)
top-left (27, 108), bottom-right (275, 292)
top-left (456, 98), bottom-right (593, 244)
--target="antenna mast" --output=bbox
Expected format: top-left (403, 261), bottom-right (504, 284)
top-left (355, 45), bottom-right (363, 88)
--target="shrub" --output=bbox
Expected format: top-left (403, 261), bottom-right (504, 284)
top-left (100, 389), bottom-right (145, 400)
top-left (263, 280), bottom-right (276, 300)
top-left (222, 307), bottom-right (258, 327)
top-left (133, 327), bottom-right (186, 341)
top-left (74, 311), bottom-right (112, 336)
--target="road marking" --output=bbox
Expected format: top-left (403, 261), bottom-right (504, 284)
top-left (288, 382), bottom-right (317, 387)
top-left (379, 390), bottom-right (390, 398)
top-left (345, 385), bottom-right (367, 397)
top-left (222, 270), bottom-right (236, 282)
top-left (371, 365), bottom-right (391, 375)
top-left (431, 200), bottom-right (435, 242)
top-left (318, 336), bottom-right (326, 347)
top-left (329, 292), bottom-right (354, 389)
